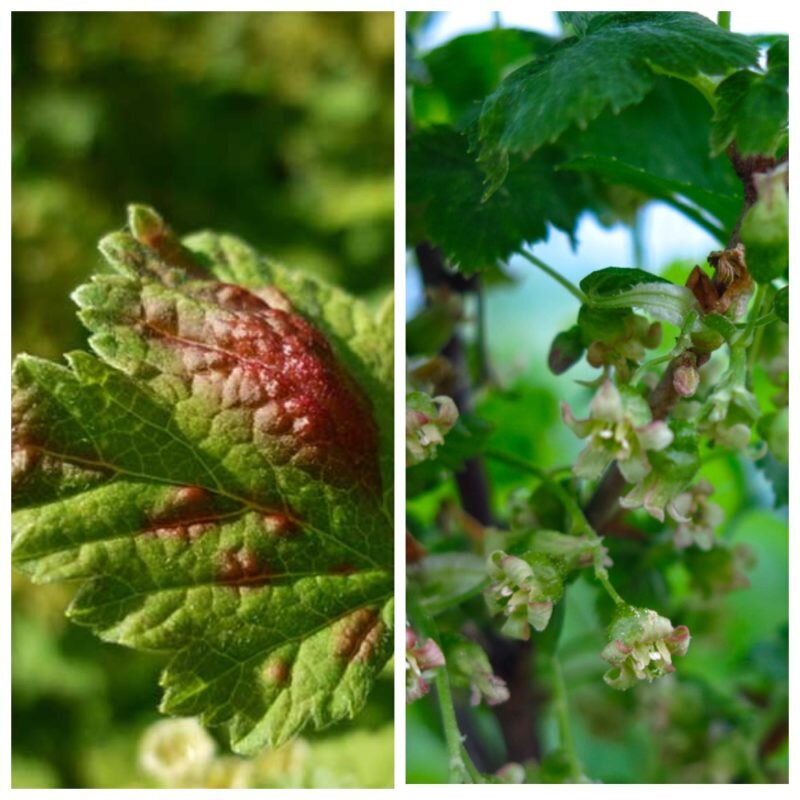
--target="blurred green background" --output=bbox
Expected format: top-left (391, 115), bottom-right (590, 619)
top-left (12, 11), bottom-right (394, 788)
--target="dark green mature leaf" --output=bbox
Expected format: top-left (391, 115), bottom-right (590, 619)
top-left (478, 12), bottom-right (758, 192)
top-left (412, 28), bottom-right (553, 127)
top-left (11, 207), bottom-right (393, 754)
top-left (711, 37), bottom-right (788, 156)
top-left (407, 126), bottom-right (589, 273)
top-left (562, 78), bottom-right (743, 237)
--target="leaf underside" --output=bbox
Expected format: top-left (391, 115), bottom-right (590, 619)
top-left (11, 208), bottom-right (394, 754)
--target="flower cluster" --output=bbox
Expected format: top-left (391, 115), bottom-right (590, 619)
top-left (562, 380), bottom-right (673, 484)
top-left (406, 390), bottom-right (458, 465)
top-left (449, 640), bottom-right (509, 707)
top-left (485, 551), bottom-right (564, 639)
top-left (405, 626), bottom-right (445, 703)
top-left (601, 607), bottom-right (691, 690)
top-left (668, 480), bottom-right (724, 551)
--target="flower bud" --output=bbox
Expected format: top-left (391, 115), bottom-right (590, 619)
top-left (548, 325), bottom-right (585, 375)
top-left (739, 165), bottom-right (789, 283)
top-left (673, 363), bottom-right (700, 398)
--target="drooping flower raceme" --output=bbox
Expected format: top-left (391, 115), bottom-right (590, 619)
top-left (562, 381), bottom-right (673, 484)
top-left (406, 390), bottom-right (458, 466)
top-left (601, 607), bottom-right (691, 690)
top-left (485, 551), bottom-right (564, 639)
top-left (619, 420), bottom-right (700, 522)
top-left (449, 639), bottom-right (509, 707)
top-left (406, 626), bottom-right (446, 703)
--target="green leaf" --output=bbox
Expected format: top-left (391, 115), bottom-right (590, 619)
top-left (711, 37), bottom-right (788, 156)
top-left (412, 28), bottom-right (553, 128)
top-left (557, 12), bottom-right (598, 37)
top-left (12, 207), bottom-right (393, 754)
top-left (406, 297), bottom-right (461, 357)
top-left (413, 552), bottom-right (488, 613)
top-left (407, 126), bottom-right (589, 273)
top-left (581, 267), bottom-right (695, 325)
top-left (580, 267), bottom-right (671, 297)
top-left (698, 312), bottom-right (738, 343)
top-left (478, 12), bottom-right (758, 192)
top-left (561, 77), bottom-right (743, 237)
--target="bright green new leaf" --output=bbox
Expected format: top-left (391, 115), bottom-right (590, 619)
top-left (11, 206), bottom-right (394, 754)
top-left (478, 12), bottom-right (758, 192)
top-left (581, 267), bottom-right (696, 326)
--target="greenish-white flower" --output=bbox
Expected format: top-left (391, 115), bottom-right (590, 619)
top-left (138, 717), bottom-right (217, 787)
top-left (562, 380), bottom-right (673, 483)
top-left (406, 390), bottom-right (458, 466)
top-left (485, 551), bottom-right (564, 639)
top-left (601, 607), bottom-right (691, 690)
top-left (669, 480), bottom-right (724, 551)
top-left (449, 640), bottom-right (509, 707)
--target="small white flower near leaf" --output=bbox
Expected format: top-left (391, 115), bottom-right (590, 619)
top-left (139, 717), bottom-right (217, 787)
top-left (601, 607), bottom-right (690, 690)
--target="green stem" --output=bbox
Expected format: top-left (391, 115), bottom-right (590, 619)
top-left (518, 249), bottom-right (588, 304)
top-left (436, 663), bottom-right (474, 783)
top-left (549, 654), bottom-right (582, 781)
top-left (717, 11), bottom-right (731, 30)
top-left (742, 284), bottom-right (768, 377)
top-left (742, 283), bottom-right (768, 345)
top-left (461, 744), bottom-right (484, 783)
top-left (475, 281), bottom-right (491, 386)
top-left (407, 594), bottom-right (479, 784)
top-left (595, 566), bottom-right (625, 606)
top-left (632, 207), bottom-right (645, 267)
top-left (484, 448), bottom-right (629, 607)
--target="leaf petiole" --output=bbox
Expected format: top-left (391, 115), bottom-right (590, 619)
top-left (518, 250), bottom-right (588, 304)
